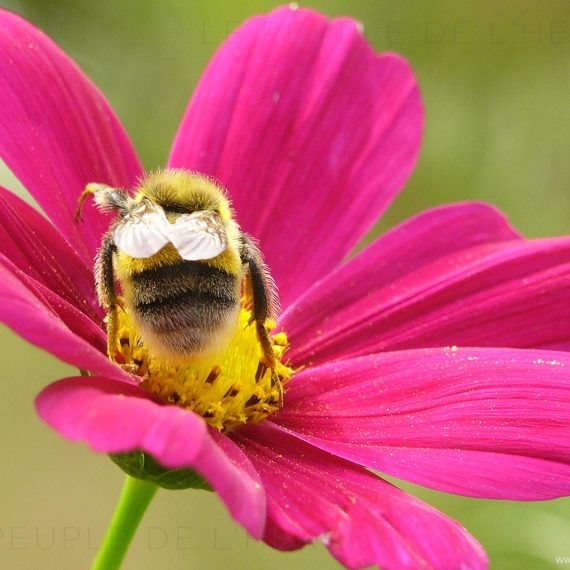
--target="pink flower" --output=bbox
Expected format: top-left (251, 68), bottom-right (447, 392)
top-left (1, 6), bottom-right (570, 569)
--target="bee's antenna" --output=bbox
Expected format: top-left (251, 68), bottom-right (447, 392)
top-left (75, 183), bottom-right (129, 221)
top-left (75, 183), bottom-right (103, 221)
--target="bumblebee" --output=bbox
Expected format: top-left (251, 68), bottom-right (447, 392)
top-left (77, 169), bottom-right (279, 377)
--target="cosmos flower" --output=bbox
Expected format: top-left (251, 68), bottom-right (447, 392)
top-left (1, 5), bottom-right (570, 569)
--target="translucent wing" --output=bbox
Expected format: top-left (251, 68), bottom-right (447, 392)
top-left (112, 209), bottom-right (170, 258)
top-left (163, 210), bottom-right (228, 261)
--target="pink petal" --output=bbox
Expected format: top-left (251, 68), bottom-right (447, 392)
top-left (234, 422), bottom-right (487, 569)
top-left (275, 348), bottom-right (570, 500)
top-left (36, 376), bottom-right (266, 538)
top-left (207, 428), bottom-right (267, 538)
top-left (286, 231), bottom-right (570, 366)
top-left (0, 252), bottom-right (104, 346)
top-left (0, 186), bottom-right (100, 320)
top-left (168, 6), bottom-right (423, 306)
top-left (0, 10), bottom-right (143, 262)
top-left (282, 201), bottom-right (520, 363)
top-left (0, 256), bottom-right (128, 380)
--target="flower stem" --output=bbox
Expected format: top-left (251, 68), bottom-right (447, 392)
top-left (92, 476), bottom-right (158, 570)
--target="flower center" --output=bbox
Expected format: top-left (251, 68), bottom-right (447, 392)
top-left (113, 303), bottom-right (293, 431)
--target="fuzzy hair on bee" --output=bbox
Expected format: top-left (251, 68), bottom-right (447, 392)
top-left (77, 169), bottom-right (279, 372)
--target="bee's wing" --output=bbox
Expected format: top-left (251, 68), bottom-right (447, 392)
top-left (112, 211), bottom-right (170, 258)
top-left (164, 210), bottom-right (228, 261)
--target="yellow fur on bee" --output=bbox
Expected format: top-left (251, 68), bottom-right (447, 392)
top-left (115, 242), bottom-right (242, 281)
top-left (136, 170), bottom-right (233, 222)
top-left (115, 170), bottom-right (243, 279)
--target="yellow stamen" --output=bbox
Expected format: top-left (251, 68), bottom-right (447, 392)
top-left (114, 304), bottom-right (293, 431)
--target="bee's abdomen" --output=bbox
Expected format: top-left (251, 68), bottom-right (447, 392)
top-left (129, 261), bottom-right (239, 356)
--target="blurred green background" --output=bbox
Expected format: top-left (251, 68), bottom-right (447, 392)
top-left (1, 0), bottom-right (570, 568)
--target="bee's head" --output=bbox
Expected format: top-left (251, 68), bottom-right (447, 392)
top-left (137, 169), bottom-right (232, 221)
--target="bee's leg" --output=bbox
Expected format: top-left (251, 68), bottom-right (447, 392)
top-left (95, 233), bottom-right (120, 362)
top-left (240, 234), bottom-right (282, 404)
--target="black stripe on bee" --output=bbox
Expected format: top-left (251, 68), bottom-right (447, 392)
top-left (130, 261), bottom-right (239, 334)
top-left (135, 288), bottom-right (236, 314)
top-left (131, 261), bottom-right (237, 304)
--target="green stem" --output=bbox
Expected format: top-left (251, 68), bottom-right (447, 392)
top-left (92, 476), bottom-right (159, 570)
